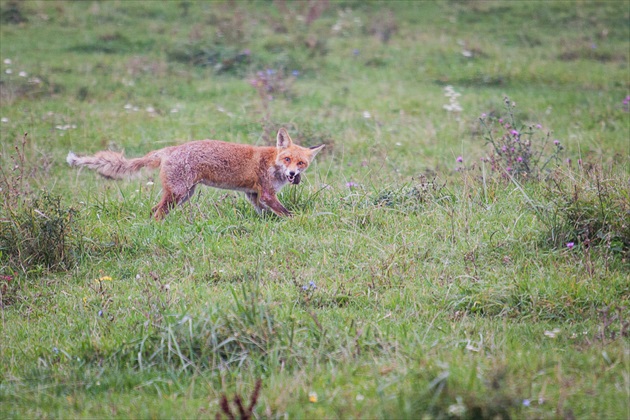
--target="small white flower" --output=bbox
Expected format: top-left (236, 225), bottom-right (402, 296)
top-left (443, 85), bottom-right (463, 113)
top-left (18, 71), bottom-right (27, 77)
top-left (395, 142), bottom-right (402, 146)
top-left (448, 397), bottom-right (466, 416)
top-left (28, 77), bottom-right (42, 84)
top-left (146, 181), bottom-right (154, 186)
top-left (124, 103), bottom-right (133, 110)
top-left (544, 328), bottom-right (561, 338)
top-left (356, 394), bottom-right (364, 401)
top-left (1, 117), bottom-right (8, 123)
top-left (146, 106), bottom-right (155, 113)
top-left (3, 58), bottom-right (12, 64)
top-left (363, 111), bottom-right (371, 119)
top-left (5, 69), bottom-right (12, 74)
top-left (170, 108), bottom-right (179, 113)
top-left (465, 342), bottom-right (479, 352)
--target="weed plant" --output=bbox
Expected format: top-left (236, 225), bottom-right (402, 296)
top-left (0, 134), bottom-right (81, 274)
top-left (479, 97), bottom-right (564, 179)
top-left (541, 165), bottom-right (630, 260)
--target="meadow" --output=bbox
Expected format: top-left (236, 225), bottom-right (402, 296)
top-left (0, 1), bottom-right (628, 418)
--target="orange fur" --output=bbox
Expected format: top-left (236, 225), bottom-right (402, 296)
top-left (67, 128), bottom-right (324, 219)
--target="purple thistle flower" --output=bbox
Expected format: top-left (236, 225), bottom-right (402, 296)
top-left (536, 124), bottom-right (542, 129)
top-left (553, 139), bottom-right (560, 146)
top-left (506, 166), bottom-right (512, 172)
top-left (346, 181), bottom-right (359, 188)
top-left (566, 242), bottom-right (575, 249)
top-left (511, 130), bottom-right (519, 136)
top-left (456, 156), bottom-right (463, 163)
top-left (517, 156), bottom-right (523, 162)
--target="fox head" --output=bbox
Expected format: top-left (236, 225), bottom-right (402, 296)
top-left (275, 128), bottom-right (325, 185)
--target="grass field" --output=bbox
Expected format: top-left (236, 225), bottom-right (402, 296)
top-left (1, 1), bottom-right (629, 418)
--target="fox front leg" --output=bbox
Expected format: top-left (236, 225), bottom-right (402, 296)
top-left (259, 191), bottom-right (292, 217)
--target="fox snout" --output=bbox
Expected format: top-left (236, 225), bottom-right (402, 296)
top-left (288, 172), bottom-right (301, 185)
top-left (286, 170), bottom-right (301, 184)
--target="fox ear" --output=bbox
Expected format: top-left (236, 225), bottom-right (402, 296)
top-left (308, 144), bottom-right (325, 158)
top-left (276, 128), bottom-right (293, 149)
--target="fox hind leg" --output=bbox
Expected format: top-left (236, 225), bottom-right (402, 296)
top-left (151, 185), bottom-right (197, 220)
top-left (245, 192), bottom-right (265, 214)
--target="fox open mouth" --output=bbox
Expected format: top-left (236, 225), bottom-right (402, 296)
top-left (288, 173), bottom-right (301, 185)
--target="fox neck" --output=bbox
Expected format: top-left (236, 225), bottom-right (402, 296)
top-left (269, 164), bottom-right (290, 191)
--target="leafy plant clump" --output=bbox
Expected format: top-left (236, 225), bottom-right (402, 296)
top-left (543, 166), bottom-right (630, 260)
top-left (0, 134), bottom-right (81, 274)
top-left (167, 40), bottom-right (253, 75)
top-left (113, 284), bottom-right (303, 373)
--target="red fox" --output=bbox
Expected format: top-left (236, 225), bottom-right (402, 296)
top-left (67, 128), bottom-right (324, 219)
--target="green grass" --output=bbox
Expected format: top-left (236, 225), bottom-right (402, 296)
top-left (1, 1), bottom-right (629, 418)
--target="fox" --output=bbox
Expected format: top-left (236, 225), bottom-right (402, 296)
top-left (66, 128), bottom-right (324, 219)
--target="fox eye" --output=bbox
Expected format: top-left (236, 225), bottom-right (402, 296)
top-left (298, 161), bottom-right (305, 166)
top-left (284, 157), bottom-right (291, 163)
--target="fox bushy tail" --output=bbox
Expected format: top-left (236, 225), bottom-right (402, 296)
top-left (66, 150), bottom-right (161, 179)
